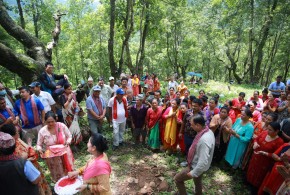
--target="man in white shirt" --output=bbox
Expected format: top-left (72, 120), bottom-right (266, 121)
top-left (168, 76), bottom-right (179, 93)
top-left (108, 88), bottom-right (128, 150)
top-left (29, 82), bottom-right (57, 115)
top-left (174, 115), bottom-right (215, 195)
top-left (108, 76), bottom-right (119, 94)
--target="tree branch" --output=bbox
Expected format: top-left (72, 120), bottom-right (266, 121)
top-left (0, 0), bottom-right (43, 49)
top-left (0, 43), bottom-right (41, 84)
top-left (47, 11), bottom-right (66, 58)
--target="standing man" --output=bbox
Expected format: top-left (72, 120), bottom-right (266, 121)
top-left (14, 86), bottom-right (45, 144)
top-left (174, 115), bottom-right (215, 195)
top-left (168, 76), bottom-right (179, 93)
top-left (38, 62), bottom-right (69, 99)
top-left (268, 76), bottom-right (286, 98)
top-left (120, 77), bottom-right (129, 96)
top-left (109, 76), bottom-right (119, 94)
top-left (29, 82), bottom-right (57, 115)
top-left (0, 82), bottom-right (14, 109)
top-left (83, 76), bottom-right (94, 97)
top-left (179, 99), bottom-right (204, 154)
top-left (130, 95), bottom-right (148, 145)
top-left (108, 88), bottom-right (128, 150)
top-left (96, 77), bottom-right (114, 123)
top-left (86, 86), bottom-right (106, 134)
top-left (0, 97), bottom-right (20, 130)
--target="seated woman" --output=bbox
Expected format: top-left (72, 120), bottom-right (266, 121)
top-left (247, 90), bottom-right (264, 111)
top-left (225, 109), bottom-right (254, 169)
top-left (210, 106), bottom-right (232, 163)
top-left (277, 93), bottom-right (290, 123)
top-left (37, 111), bottom-right (74, 182)
top-left (259, 88), bottom-right (269, 103)
top-left (1, 124), bottom-right (51, 195)
top-left (248, 101), bottom-right (262, 123)
top-left (246, 122), bottom-right (284, 192)
top-left (263, 93), bottom-right (278, 113)
top-left (231, 92), bottom-right (246, 117)
top-left (68, 133), bottom-right (112, 195)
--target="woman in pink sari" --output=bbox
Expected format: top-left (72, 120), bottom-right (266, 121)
top-left (37, 111), bottom-right (74, 182)
top-left (68, 133), bottom-right (112, 195)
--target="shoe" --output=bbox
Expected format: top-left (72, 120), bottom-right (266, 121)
top-left (112, 145), bottom-right (118, 151)
top-left (180, 161), bottom-right (188, 167)
top-left (119, 142), bottom-right (123, 146)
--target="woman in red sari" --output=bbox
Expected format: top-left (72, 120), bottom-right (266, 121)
top-left (242, 112), bottom-right (278, 170)
top-left (152, 73), bottom-right (160, 92)
top-left (177, 102), bottom-right (188, 154)
top-left (259, 88), bottom-right (269, 103)
top-left (263, 93), bottom-right (278, 113)
top-left (169, 87), bottom-right (177, 100)
top-left (258, 142), bottom-right (290, 195)
top-left (248, 101), bottom-right (262, 123)
top-left (131, 74), bottom-right (139, 96)
top-left (146, 99), bottom-right (163, 151)
top-left (246, 122), bottom-right (284, 192)
top-left (231, 92), bottom-right (246, 118)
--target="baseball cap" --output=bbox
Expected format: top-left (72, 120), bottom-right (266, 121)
top-left (109, 76), bottom-right (114, 81)
top-left (29, 82), bottom-right (41, 88)
top-left (93, 86), bottom-right (101, 91)
top-left (116, 88), bottom-right (125, 95)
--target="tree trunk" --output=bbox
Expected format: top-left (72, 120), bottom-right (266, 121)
top-left (16, 0), bottom-right (25, 29)
top-left (136, 0), bottom-right (149, 76)
top-left (253, 0), bottom-right (278, 83)
top-left (248, 0), bottom-right (254, 82)
top-left (108, 0), bottom-right (118, 78)
top-left (0, 0), bottom-right (64, 84)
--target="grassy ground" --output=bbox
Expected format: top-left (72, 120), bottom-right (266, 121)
top-left (39, 80), bottom-right (259, 194)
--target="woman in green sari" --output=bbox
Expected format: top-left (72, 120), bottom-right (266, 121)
top-left (146, 99), bottom-right (163, 150)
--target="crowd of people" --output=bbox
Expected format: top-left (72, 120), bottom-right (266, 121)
top-left (0, 61), bottom-right (290, 195)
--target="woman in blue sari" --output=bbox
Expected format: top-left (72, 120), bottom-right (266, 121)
top-left (225, 109), bottom-right (254, 168)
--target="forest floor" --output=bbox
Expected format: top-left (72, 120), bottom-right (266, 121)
top-left (39, 80), bottom-right (260, 194)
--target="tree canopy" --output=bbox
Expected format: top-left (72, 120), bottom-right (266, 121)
top-left (0, 0), bottom-right (289, 87)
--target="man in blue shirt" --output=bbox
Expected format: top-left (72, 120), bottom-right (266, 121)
top-left (86, 86), bottom-right (106, 134)
top-left (0, 97), bottom-right (20, 130)
top-left (268, 76), bottom-right (286, 98)
top-left (14, 86), bottom-right (45, 144)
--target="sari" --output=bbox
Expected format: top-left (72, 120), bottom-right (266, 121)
top-left (258, 143), bottom-right (290, 195)
top-left (15, 139), bottom-right (52, 195)
top-left (37, 122), bottom-right (74, 181)
top-left (146, 106), bottom-right (162, 149)
top-left (247, 131), bottom-right (284, 188)
top-left (61, 93), bottom-right (82, 145)
top-left (78, 153), bottom-right (112, 195)
top-left (241, 121), bottom-right (266, 170)
top-left (162, 107), bottom-right (180, 150)
top-left (132, 78), bottom-right (139, 96)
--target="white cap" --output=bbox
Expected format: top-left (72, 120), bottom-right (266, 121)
top-left (88, 76), bottom-right (93, 81)
top-left (109, 76), bottom-right (114, 81)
